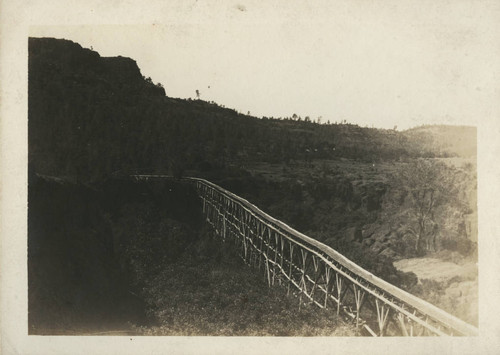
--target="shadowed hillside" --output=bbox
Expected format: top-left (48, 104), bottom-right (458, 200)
top-left (29, 37), bottom-right (475, 184)
top-left (29, 176), bottom-right (357, 335)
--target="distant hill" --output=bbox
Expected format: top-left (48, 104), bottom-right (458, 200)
top-left (29, 37), bottom-right (477, 183)
top-left (403, 125), bottom-right (476, 158)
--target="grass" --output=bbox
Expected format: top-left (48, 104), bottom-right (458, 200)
top-left (134, 234), bottom-right (358, 336)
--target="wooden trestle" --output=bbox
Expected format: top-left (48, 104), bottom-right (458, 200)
top-left (132, 175), bottom-right (479, 337)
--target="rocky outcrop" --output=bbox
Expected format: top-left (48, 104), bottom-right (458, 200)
top-left (29, 37), bottom-right (165, 97)
top-left (28, 37), bottom-right (167, 181)
top-left (359, 223), bottom-right (404, 260)
top-left (359, 182), bottom-right (386, 212)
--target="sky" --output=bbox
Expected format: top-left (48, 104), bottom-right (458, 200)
top-left (29, 1), bottom-right (499, 129)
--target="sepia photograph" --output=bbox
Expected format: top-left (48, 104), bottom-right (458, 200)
top-left (2, 0), bottom-right (500, 354)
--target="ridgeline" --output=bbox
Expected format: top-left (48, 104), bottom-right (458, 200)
top-left (29, 37), bottom-right (475, 184)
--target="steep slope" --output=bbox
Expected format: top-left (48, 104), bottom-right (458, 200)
top-left (29, 177), bottom-right (358, 335)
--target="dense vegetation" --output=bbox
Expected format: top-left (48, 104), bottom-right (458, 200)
top-left (28, 37), bottom-right (478, 331)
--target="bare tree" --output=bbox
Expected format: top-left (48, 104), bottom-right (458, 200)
top-left (393, 159), bottom-right (456, 254)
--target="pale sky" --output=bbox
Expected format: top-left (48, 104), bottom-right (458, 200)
top-left (29, 1), bottom-right (499, 129)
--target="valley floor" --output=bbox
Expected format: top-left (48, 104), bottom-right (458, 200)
top-left (394, 255), bottom-right (478, 326)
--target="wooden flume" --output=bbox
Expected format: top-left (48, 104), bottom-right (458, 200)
top-left (132, 175), bottom-right (479, 337)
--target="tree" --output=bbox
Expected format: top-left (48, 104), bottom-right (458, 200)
top-left (390, 159), bottom-right (456, 255)
top-left (195, 89), bottom-right (200, 100)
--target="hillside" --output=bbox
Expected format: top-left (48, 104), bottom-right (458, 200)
top-left (29, 37), bottom-right (475, 184)
top-left (29, 176), bottom-right (357, 335)
top-left (404, 125), bottom-right (476, 158)
top-left (28, 37), bottom-right (478, 326)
